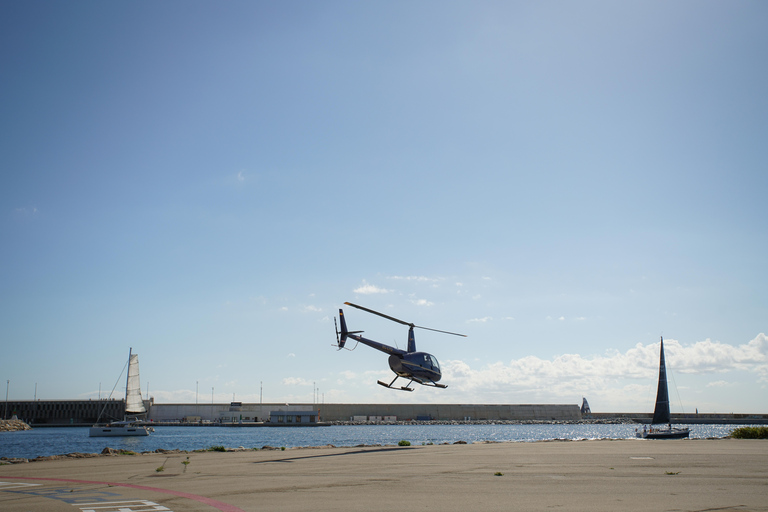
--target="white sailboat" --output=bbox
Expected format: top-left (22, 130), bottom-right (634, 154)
top-left (636, 337), bottom-right (690, 439)
top-left (89, 348), bottom-right (152, 437)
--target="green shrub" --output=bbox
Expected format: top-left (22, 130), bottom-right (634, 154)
top-left (207, 445), bottom-right (227, 452)
top-left (729, 426), bottom-right (768, 439)
top-left (398, 440), bottom-right (411, 446)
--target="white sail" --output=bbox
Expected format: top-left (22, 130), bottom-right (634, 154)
top-left (125, 352), bottom-right (146, 414)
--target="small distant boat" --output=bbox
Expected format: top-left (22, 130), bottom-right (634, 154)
top-left (90, 348), bottom-right (152, 437)
top-left (636, 337), bottom-right (690, 439)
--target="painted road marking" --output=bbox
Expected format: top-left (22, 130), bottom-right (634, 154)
top-left (0, 476), bottom-right (245, 512)
top-left (0, 481), bottom-right (42, 489)
top-left (76, 500), bottom-right (170, 512)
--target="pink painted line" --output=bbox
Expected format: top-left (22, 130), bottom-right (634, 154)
top-left (1, 476), bottom-right (246, 512)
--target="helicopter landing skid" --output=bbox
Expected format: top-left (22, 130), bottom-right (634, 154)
top-left (377, 378), bottom-right (414, 392)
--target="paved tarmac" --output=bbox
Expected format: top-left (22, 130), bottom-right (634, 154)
top-left (1, 439), bottom-right (766, 511)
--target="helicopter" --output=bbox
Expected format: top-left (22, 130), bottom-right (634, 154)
top-left (334, 302), bottom-right (466, 391)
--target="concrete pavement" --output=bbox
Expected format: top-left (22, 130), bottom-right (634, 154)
top-left (1, 439), bottom-right (766, 511)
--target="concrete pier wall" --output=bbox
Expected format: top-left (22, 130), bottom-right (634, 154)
top-left (145, 403), bottom-right (581, 422)
top-left (3, 399), bottom-right (127, 425)
top-left (8, 400), bottom-right (765, 425)
top-left (314, 403), bottom-right (581, 422)
top-left (3, 401), bottom-right (580, 424)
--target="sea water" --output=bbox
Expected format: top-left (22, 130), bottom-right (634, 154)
top-left (0, 423), bottom-right (747, 460)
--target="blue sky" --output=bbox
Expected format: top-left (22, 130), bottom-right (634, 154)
top-left (2, 1), bottom-right (766, 413)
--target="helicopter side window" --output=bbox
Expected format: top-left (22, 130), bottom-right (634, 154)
top-left (431, 356), bottom-right (440, 371)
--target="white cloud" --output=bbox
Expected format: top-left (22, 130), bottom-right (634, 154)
top-left (336, 370), bottom-right (357, 384)
top-left (12, 206), bottom-right (38, 220)
top-left (411, 298), bottom-right (433, 307)
top-left (666, 334), bottom-right (768, 378)
top-left (387, 275), bottom-right (441, 283)
top-left (283, 377), bottom-right (311, 386)
top-left (439, 334), bottom-right (768, 408)
top-left (468, 316), bottom-right (492, 323)
top-left (303, 305), bottom-right (321, 312)
top-left (287, 353), bottom-right (296, 358)
top-left (353, 280), bottom-right (391, 294)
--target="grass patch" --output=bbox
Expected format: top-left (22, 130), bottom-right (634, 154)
top-left (494, 472), bottom-right (504, 476)
top-left (398, 440), bottom-right (411, 446)
top-left (665, 471), bottom-right (680, 475)
top-left (207, 445), bottom-right (227, 452)
top-left (119, 450), bottom-right (137, 455)
top-left (729, 426), bottom-right (768, 439)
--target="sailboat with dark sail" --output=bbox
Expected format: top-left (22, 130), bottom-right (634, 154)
top-left (636, 337), bottom-right (690, 439)
top-left (89, 348), bottom-right (152, 437)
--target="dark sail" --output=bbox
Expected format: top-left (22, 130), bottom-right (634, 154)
top-left (651, 337), bottom-right (671, 425)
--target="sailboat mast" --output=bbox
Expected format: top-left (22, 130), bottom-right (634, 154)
top-left (125, 347), bottom-right (132, 409)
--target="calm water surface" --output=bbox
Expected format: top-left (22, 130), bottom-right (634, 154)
top-left (0, 423), bottom-right (746, 460)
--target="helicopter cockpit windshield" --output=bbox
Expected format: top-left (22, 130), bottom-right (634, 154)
top-left (426, 354), bottom-right (440, 371)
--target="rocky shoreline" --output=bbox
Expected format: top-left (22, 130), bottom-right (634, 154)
top-left (0, 444), bottom-right (411, 465)
top-left (0, 419), bottom-right (31, 432)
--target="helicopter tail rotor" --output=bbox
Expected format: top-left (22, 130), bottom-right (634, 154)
top-left (335, 309), bottom-right (348, 349)
top-left (334, 308), bottom-right (363, 350)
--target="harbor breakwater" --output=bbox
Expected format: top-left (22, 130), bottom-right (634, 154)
top-left (0, 420), bottom-right (31, 432)
top-left (5, 400), bottom-right (767, 427)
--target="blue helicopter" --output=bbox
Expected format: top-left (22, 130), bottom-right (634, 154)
top-left (334, 302), bottom-right (466, 391)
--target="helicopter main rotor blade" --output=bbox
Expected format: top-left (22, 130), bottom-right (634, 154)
top-left (415, 325), bottom-right (467, 337)
top-left (344, 302), bottom-right (467, 337)
top-left (344, 302), bottom-right (412, 326)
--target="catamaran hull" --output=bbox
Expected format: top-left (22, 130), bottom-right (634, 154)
top-left (89, 425), bottom-right (150, 437)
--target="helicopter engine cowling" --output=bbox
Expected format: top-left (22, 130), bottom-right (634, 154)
top-left (388, 354), bottom-right (405, 375)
